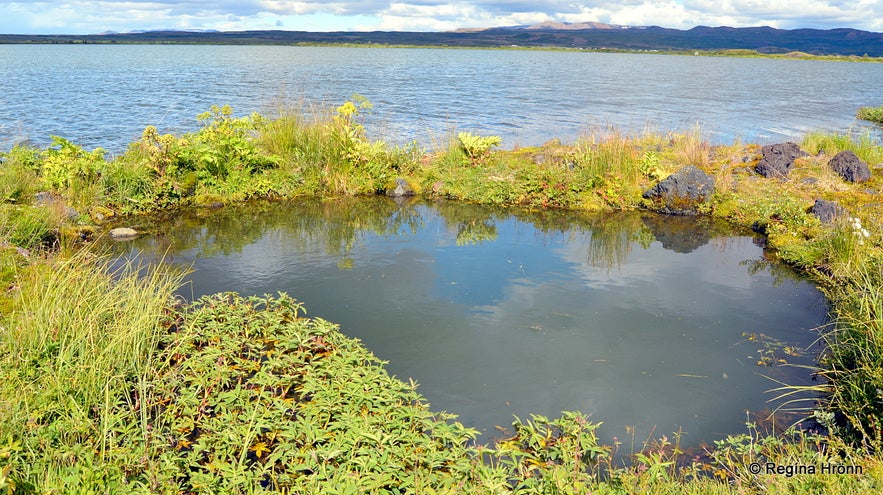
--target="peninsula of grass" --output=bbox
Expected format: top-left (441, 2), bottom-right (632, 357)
top-left (2, 99), bottom-right (883, 493)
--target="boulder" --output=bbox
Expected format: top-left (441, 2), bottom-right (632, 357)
top-left (642, 165), bottom-right (715, 215)
top-left (109, 227), bottom-right (138, 240)
top-left (386, 178), bottom-right (415, 197)
top-left (809, 199), bottom-right (846, 224)
top-left (755, 142), bottom-right (808, 178)
top-left (829, 150), bottom-right (871, 183)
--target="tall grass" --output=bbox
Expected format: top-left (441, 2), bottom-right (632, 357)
top-left (817, 263), bottom-right (883, 449)
top-left (0, 250), bottom-right (184, 488)
top-left (573, 127), bottom-right (645, 186)
top-left (0, 204), bottom-right (60, 250)
top-left (802, 130), bottom-right (883, 164)
top-left (0, 145), bottom-right (42, 203)
top-left (670, 123), bottom-right (711, 168)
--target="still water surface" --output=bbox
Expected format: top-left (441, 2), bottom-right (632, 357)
top-left (107, 197), bottom-right (827, 445)
top-left (2, 44), bottom-right (882, 152)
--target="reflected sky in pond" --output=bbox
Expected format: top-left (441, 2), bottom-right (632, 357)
top-left (106, 197), bottom-right (828, 446)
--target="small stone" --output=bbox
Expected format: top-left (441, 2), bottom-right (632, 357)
top-left (386, 178), bottom-right (415, 197)
top-left (34, 191), bottom-right (54, 205)
top-left (801, 177), bottom-right (819, 186)
top-left (109, 227), bottom-right (138, 240)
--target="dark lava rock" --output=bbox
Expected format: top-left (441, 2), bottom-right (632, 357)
top-left (809, 199), bottom-right (846, 224)
top-left (801, 177), bottom-right (819, 186)
top-left (755, 142), bottom-right (808, 178)
top-left (829, 150), bottom-right (871, 183)
top-left (642, 165), bottom-right (715, 215)
top-left (386, 178), bottom-right (415, 197)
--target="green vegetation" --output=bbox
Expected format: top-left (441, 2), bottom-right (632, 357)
top-left (3, 99), bottom-right (883, 492)
top-left (857, 105), bottom-right (883, 124)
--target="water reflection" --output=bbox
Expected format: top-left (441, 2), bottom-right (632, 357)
top-left (104, 197), bottom-right (827, 446)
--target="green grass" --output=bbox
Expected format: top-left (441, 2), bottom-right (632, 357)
top-left (857, 105), bottom-right (883, 124)
top-left (803, 129), bottom-right (883, 164)
top-left (0, 250), bottom-right (184, 491)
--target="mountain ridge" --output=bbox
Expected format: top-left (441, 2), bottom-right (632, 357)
top-left (1, 23), bottom-right (881, 57)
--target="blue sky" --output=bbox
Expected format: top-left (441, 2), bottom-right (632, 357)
top-left (2, 0), bottom-right (881, 34)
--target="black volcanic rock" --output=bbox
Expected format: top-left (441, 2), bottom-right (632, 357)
top-left (829, 150), bottom-right (871, 183)
top-left (810, 199), bottom-right (846, 223)
top-left (755, 142), bottom-right (808, 178)
top-left (642, 165), bottom-right (715, 215)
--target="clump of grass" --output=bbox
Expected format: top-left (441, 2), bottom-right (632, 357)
top-left (0, 203), bottom-right (60, 250)
top-left (255, 97), bottom-right (420, 196)
top-left (0, 145), bottom-right (42, 203)
top-left (573, 127), bottom-right (646, 186)
top-left (670, 123), bottom-right (711, 168)
top-left (857, 105), bottom-right (883, 124)
top-left (802, 130), bottom-right (883, 165)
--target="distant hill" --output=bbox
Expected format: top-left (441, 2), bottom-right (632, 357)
top-left (2, 23), bottom-right (881, 57)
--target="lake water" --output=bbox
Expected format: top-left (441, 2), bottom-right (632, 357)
top-left (105, 198), bottom-right (828, 446)
top-left (1, 45), bottom-right (882, 153)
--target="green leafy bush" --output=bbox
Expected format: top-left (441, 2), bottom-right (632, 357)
top-left (458, 132), bottom-right (501, 165)
top-left (40, 136), bottom-right (107, 190)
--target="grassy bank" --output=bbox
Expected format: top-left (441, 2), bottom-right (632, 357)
top-left (2, 100), bottom-right (883, 492)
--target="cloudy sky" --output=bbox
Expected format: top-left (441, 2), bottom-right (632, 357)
top-left (2, 0), bottom-right (881, 35)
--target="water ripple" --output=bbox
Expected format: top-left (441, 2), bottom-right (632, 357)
top-left (1, 45), bottom-right (881, 153)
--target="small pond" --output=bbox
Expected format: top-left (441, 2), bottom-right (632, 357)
top-left (105, 197), bottom-right (828, 446)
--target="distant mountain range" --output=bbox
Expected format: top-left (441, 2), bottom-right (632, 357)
top-left (3, 22), bottom-right (882, 57)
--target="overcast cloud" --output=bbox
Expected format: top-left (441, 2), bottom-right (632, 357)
top-left (2, 0), bottom-right (881, 34)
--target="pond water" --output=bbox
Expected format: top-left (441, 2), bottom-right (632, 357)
top-left (1, 45), bottom-right (882, 153)
top-left (105, 197), bottom-right (828, 446)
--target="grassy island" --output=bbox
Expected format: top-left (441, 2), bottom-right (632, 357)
top-left (2, 99), bottom-right (883, 493)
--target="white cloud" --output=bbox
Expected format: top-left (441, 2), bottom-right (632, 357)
top-left (1, 0), bottom-right (881, 34)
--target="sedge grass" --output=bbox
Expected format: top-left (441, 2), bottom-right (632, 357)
top-left (0, 249), bottom-right (184, 487)
top-left (802, 129), bottom-right (883, 165)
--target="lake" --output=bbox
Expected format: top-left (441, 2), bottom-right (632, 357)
top-left (1, 45), bottom-right (882, 153)
top-left (105, 198), bottom-right (828, 446)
